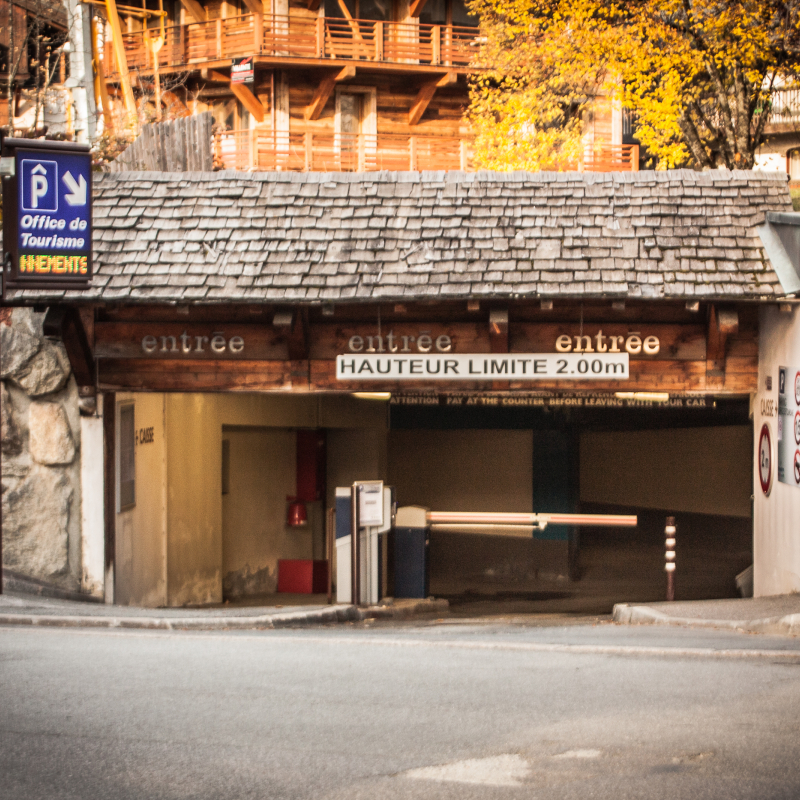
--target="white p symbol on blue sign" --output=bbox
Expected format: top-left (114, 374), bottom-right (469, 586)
top-left (21, 159), bottom-right (58, 212)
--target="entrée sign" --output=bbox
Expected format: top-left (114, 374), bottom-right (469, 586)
top-left (336, 353), bottom-right (629, 380)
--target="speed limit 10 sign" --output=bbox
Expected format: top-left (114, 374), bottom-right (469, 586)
top-left (759, 423), bottom-right (773, 497)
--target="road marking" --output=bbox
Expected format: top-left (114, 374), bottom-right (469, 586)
top-left (403, 754), bottom-right (530, 786)
top-left (553, 749), bottom-right (602, 759)
top-left (2, 625), bottom-right (800, 660)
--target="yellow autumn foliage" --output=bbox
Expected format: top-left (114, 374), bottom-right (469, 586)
top-left (467, 0), bottom-right (800, 170)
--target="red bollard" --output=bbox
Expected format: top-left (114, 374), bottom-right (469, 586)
top-left (665, 516), bottom-right (676, 601)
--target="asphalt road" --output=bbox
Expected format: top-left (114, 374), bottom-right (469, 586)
top-left (2, 620), bottom-right (800, 800)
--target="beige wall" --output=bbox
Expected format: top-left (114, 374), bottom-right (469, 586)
top-left (115, 392), bottom-right (167, 607)
top-left (387, 429), bottom-right (534, 512)
top-left (222, 428), bottom-right (315, 597)
top-left (754, 304), bottom-right (800, 596)
top-left (580, 426), bottom-right (752, 519)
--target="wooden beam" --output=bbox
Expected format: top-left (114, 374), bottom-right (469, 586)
top-left (409, 0), bottom-right (429, 16)
top-left (91, 17), bottom-right (114, 134)
top-left (287, 309), bottom-right (309, 361)
top-left (409, 71), bottom-right (457, 125)
top-left (104, 0), bottom-right (137, 119)
top-left (706, 304), bottom-right (739, 386)
top-left (42, 307), bottom-right (95, 388)
top-left (306, 0), bottom-right (321, 9)
top-left (230, 82), bottom-right (266, 122)
top-left (240, 0), bottom-right (264, 14)
top-left (304, 65), bottom-right (356, 121)
top-left (178, 0), bottom-right (205, 23)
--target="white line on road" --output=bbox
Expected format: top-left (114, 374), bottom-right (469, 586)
top-left (2, 625), bottom-right (800, 660)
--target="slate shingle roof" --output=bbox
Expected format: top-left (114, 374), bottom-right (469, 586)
top-left (7, 168), bottom-right (793, 305)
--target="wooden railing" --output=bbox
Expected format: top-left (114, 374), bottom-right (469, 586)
top-left (583, 143), bottom-right (639, 172)
top-left (213, 129), bottom-right (472, 172)
top-left (211, 131), bottom-right (642, 174)
top-left (106, 14), bottom-right (480, 74)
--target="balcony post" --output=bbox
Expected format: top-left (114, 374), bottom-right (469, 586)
top-left (459, 139), bottom-right (467, 171)
top-left (432, 25), bottom-right (440, 65)
top-left (305, 131), bottom-right (313, 171)
top-left (358, 134), bottom-right (365, 171)
top-left (254, 11), bottom-right (263, 54)
top-left (409, 136), bottom-right (417, 171)
top-left (216, 18), bottom-right (223, 59)
top-left (374, 21), bottom-right (383, 61)
top-left (631, 144), bottom-right (640, 172)
top-left (251, 127), bottom-right (257, 169)
top-left (316, 17), bottom-right (325, 58)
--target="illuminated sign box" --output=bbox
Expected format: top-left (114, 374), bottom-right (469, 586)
top-left (2, 139), bottom-right (92, 291)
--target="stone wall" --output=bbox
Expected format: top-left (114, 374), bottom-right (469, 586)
top-left (1, 307), bottom-right (83, 592)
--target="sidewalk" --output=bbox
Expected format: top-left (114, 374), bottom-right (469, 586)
top-left (613, 595), bottom-right (800, 636)
top-left (0, 592), bottom-right (449, 631)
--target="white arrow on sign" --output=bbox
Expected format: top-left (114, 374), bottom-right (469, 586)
top-left (63, 171), bottom-right (87, 206)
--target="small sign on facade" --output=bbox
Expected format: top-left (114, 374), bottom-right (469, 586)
top-left (231, 57), bottom-right (255, 84)
top-left (2, 139), bottom-right (92, 291)
top-left (358, 481), bottom-right (384, 527)
top-left (777, 367), bottom-right (800, 488)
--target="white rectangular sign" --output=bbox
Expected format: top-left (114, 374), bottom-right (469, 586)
top-left (337, 353), bottom-right (629, 381)
top-left (358, 481), bottom-right (384, 527)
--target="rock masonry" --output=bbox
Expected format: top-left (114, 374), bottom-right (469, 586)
top-left (1, 308), bottom-right (82, 591)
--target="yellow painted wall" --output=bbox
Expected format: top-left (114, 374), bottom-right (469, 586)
top-left (116, 392), bottom-right (398, 606)
top-left (580, 426), bottom-right (752, 518)
top-left (115, 392), bottom-right (167, 607)
top-left (387, 429), bottom-right (534, 512)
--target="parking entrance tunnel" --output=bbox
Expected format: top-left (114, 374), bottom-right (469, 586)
top-left (386, 395), bottom-right (754, 615)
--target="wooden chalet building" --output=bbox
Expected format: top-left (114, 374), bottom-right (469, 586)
top-left (95, 0), bottom-right (638, 173)
top-left (7, 167), bottom-right (799, 607)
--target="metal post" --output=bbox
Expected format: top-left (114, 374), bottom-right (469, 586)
top-left (326, 506), bottom-right (334, 605)
top-left (665, 516), bottom-right (676, 601)
top-left (351, 483), bottom-right (360, 606)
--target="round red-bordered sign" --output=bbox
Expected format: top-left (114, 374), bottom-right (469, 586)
top-left (759, 423), bottom-right (773, 496)
top-left (795, 450), bottom-right (800, 485)
top-left (795, 372), bottom-right (800, 407)
top-left (795, 412), bottom-right (800, 446)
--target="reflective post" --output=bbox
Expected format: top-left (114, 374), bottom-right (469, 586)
top-left (665, 516), bottom-right (676, 601)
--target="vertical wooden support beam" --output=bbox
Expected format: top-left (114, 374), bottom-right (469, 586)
top-left (305, 131), bottom-right (313, 171)
top-left (374, 21), bottom-right (383, 61)
top-left (432, 24), bottom-right (440, 65)
top-left (103, 392), bottom-right (116, 604)
top-left (706, 304), bottom-right (739, 389)
top-left (105, 0), bottom-right (137, 119)
top-left (253, 9), bottom-right (263, 53)
top-left (216, 18), bottom-right (223, 58)
top-left (91, 17), bottom-right (114, 134)
top-left (409, 135), bottom-right (417, 170)
top-left (315, 16), bottom-right (325, 57)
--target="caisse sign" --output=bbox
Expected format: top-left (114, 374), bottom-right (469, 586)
top-left (777, 367), bottom-right (800, 488)
top-left (759, 423), bottom-right (773, 496)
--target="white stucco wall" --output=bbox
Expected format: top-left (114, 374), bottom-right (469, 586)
top-left (754, 304), bottom-right (800, 596)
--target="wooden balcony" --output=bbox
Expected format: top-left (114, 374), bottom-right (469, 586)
top-left (213, 130), bottom-right (473, 172)
top-left (105, 14), bottom-right (480, 76)
top-left (583, 144), bottom-right (640, 172)
top-left (211, 131), bottom-right (640, 174)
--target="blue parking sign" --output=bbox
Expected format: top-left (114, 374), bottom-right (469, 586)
top-left (21, 159), bottom-right (59, 212)
top-left (3, 140), bottom-right (93, 289)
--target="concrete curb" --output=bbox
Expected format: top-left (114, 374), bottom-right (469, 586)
top-left (0, 598), bottom-right (449, 631)
top-left (612, 603), bottom-right (800, 637)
